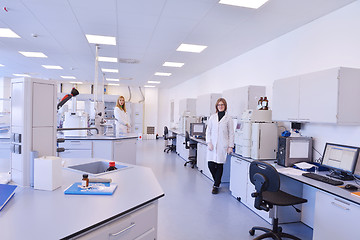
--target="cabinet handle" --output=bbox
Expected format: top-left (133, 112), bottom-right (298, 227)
top-left (331, 202), bottom-right (350, 211)
top-left (109, 222), bottom-right (136, 237)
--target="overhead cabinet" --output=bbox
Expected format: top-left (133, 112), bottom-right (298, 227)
top-left (272, 67), bottom-right (360, 124)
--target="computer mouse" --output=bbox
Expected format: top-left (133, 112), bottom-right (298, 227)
top-left (345, 184), bottom-right (358, 190)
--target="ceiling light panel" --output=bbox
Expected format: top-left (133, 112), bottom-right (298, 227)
top-left (19, 51), bottom-right (47, 58)
top-left (98, 56), bottom-right (118, 62)
top-left (176, 43), bottom-right (208, 53)
top-left (108, 83), bottom-right (120, 86)
top-left (86, 34), bottom-right (116, 45)
top-left (0, 64), bottom-right (4, 67)
top-left (42, 65), bottom-right (63, 69)
top-left (148, 81), bottom-right (160, 84)
top-left (13, 74), bottom-right (30, 77)
top-left (70, 81), bottom-right (83, 84)
top-left (102, 68), bottom-right (118, 73)
top-left (61, 76), bottom-right (76, 79)
top-left (155, 72), bottom-right (172, 76)
top-left (219, 0), bottom-right (269, 9)
top-left (144, 85), bottom-right (155, 88)
top-left (0, 28), bottom-right (21, 38)
top-left (163, 62), bottom-right (184, 67)
top-left (106, 78), bottom-right (120, 81)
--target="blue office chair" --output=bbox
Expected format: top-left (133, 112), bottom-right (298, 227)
top-left (163, 126), bottom-right (176, 153)
top-left (249, 161), bottom-right (307, 240)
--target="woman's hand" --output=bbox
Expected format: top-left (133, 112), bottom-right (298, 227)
top-left (208, 143), bottom-right (214, 151)
top-left (227, 147), bottom-right (233, 154)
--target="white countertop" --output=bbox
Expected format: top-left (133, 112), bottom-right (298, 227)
top-left (59, 133), bottom-right (138, 141)
top-left (0, 158), bottom-right (164, 239)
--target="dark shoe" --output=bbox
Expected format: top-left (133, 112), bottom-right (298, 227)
top-left (212, 187), bottom-right (219, 194)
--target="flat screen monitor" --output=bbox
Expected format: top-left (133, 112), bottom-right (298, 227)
top-left (190, 123), bottom-right (205, 137)
top-left (353, 151), bottom-right (360, 177)
top-left (321, 143), bottom-right (359, 180)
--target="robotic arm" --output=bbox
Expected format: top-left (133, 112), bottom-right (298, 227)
top-left (57, 88), bottom-right (79, 110)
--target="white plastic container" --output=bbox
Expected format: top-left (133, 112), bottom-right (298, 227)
top-left (34, 156), bottom-right (62, 191)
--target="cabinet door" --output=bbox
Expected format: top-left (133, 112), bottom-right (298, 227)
top-left (93, 140), bottom-right (113, 160)
top-left (299, 68), bottom-right (338, 123)
top-left (272, 76), bottom-right (300, 121)
top-left (229, 157), bottom-right (248, 202)
top-left (113, 139), bottom-right (137, 165)
top-left (313, 191), bottom-right (360, 240)
top-left (196, 144), bottom-right (207, 172)
top-left (59, 149), bottom-right (92, 158)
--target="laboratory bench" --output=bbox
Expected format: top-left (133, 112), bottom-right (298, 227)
top-left (230, 153), bottom-right (360, 240)
top-left (0, 158), bottom-right (164, 240)
top-left (57, 134), bottom-right (138, 165)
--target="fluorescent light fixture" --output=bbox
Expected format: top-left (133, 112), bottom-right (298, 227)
top-left (176, 43), bottom-right (207, 53)
top-left (144, 85), bottom-right (155, 88)
top-left (42, 65), bottom-right (63, 70)
top-left (70, 81), bottom-right (83, 84)
top-left (0, 64), bottom-right (4, 67)
top-left (119, 77), bottom-right (133, 80)
top-left (106, 78), bottom-right (120, 82)
top-left (0, 28), bottom-right (20, 38)
top-left (98, 56), bottom-right (117, 62)
top-left (108, 83), bottom-right (120, 86)
top-left (19, 51), bottom-right (47, 58)
top-left (219, 0), bottom-right (269, 9)
top-left (13, 74), bottom-right (30, 77)
top-left (102, 68), bottom-right (118, 73)
top-left (86, 34), bottom-right (116, 45)
top-left (163, 62), bottom-right (185, 68)
top-left (155, 72), bottom-right (172, 76)
top-left (148, 81), bottom-right (160, 84)
top-left (61, 76), bottom-right (76, 79)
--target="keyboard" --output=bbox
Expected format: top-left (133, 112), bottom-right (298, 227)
top-left (302, 172), bottom-right (344, 186)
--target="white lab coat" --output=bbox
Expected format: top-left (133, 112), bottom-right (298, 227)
top-left (114, 106), bottom-right (130, 135)
top-left (206, 112), bottom-right (234, 164)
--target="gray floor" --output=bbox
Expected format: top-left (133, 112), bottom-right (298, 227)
top-left (136, 140), bottom-right (313, 240)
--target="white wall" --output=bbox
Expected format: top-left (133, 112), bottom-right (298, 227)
top-left (144, 88), bottom-right (159, 136)
top-left (161, 1), bottom-right (360, 159)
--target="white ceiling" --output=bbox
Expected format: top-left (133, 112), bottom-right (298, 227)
top-left (0, 0), bottom-right (355, 88)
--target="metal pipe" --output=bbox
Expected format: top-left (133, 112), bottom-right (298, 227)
top-left (57, 127), bottom-right (99, 134)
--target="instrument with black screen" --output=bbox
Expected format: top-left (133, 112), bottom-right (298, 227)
top-left (190, 123), bottom-right (205, 139)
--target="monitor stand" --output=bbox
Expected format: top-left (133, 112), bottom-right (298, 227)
top-left (326, 170), bottom-right (354, 181)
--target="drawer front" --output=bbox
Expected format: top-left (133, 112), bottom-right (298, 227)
top-left (60, 140), bottom-right (92, 150)
top-left (59, 149), bottom-right (92, 158)
top-left (107, 203), bottom-right (158, 240)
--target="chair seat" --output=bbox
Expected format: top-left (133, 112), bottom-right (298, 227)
top-left (263, 190), bottom-right (307, 206)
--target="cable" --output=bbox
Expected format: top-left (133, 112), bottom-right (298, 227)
top-left (127, 86), bottom-right (132, 102)
top-left (138, 87), bottom-right (145, 103)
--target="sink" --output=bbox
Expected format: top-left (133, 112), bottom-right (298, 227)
top-left (65, 161), bottom-right (129, 176)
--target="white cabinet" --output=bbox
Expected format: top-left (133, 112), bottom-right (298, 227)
top-left (222, 85), bottom-right (265, 118)
top-left (196, 143), bottom-right (207, 173)
top-left (313, 191), bottom-right (360, 240)
top-left (77, 202), bottom-right (158, 240)
top-left (229, 156), bottom-right (249, 202)
top-left (0, 138), bottom-right (10, 172)
top-left (179, 98), bottom-right (196, 116)
top-left (196, 93), bottom-right (222, 117)
top-left (175, 134), bottom-right (189, 160)
top-left (59, 140), bottom-right (92, 158)
top-left (273, 67), bottom-right (360, 124)
top-left (93, 140), bottom-right (113, 160)
top-left (113, 139), bottom-right (137, 165)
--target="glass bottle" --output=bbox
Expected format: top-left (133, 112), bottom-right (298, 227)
top-left (82, 174), bottom-right (89, 188)
top-left (106, 161), bottom-right (117, 171)
top-left (257, 97), bottom-right (263, 110)
top-left (262, 97), bottom-right (269, 110)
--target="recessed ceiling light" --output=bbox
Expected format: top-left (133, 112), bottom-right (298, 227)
top-left (19, 51), bottom-right (47, 58)
top-left (0, 64), bottom-right (4, 67)
top-left (13, 74), bottom-right (31, 77)
top-left (155, 72), bottom-right (172, 76)
top-left (106, 78), bottom-right (120, 82)
top-left (61, 76), bottom-right (76, 79)
top-left (108, 83), bottom-right (120, 86)
top-left (42, 65), bottom-right (63, 69)
top-left (98, 56), bottom-right (117, 62)
top-left (119, 77), bottom-right (133, 80)
top-left (163, 62), bottom-right (185, 68)
top-left (86, 34), bottom-right (116, 45)
top-left (70, 81), bottom-right (83, 84)
top-left (176, 43), bottom-right (207, 53)
top-left (148, 81), bottom-right (160, 84)
top-left (102, 68), bottom-right (118, 73)
top-left (144, 85), bottom-right (155, 88)
top-left (0, 28), bottom-right (20, 38)
top-left (219, 0), bottom-right (269, 9)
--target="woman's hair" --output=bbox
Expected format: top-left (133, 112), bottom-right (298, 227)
top-left (215, 98), bottom-right (227, 113)
top-left (116, 96), bottom-right (127, 112)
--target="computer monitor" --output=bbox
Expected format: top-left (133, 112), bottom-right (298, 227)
top-left (321, 143), bottom-right (359, 180)
top-left (190, 123), bottom-right (205, 138)
top-left (353, 151), bottom-right (360, 178)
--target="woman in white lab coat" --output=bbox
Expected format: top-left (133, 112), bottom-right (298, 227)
top-left (206, 98), bottom-right (234, 194)
top-left (114, 96), bottom-right (131, 135)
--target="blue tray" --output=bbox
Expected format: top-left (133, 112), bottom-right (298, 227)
top-left (64, 182), bottom-right (117, 195)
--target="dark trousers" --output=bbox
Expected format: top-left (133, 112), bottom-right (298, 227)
top-left (208, 161), bottom-right (224, 187)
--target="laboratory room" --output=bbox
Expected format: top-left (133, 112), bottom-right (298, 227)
top-left (1, 0), bottom-right (360, 240)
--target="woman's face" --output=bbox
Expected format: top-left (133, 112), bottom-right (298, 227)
top-left (119, 98), bottom-right (125, 106)
top-left (217, 101), bottom-right (225, 112)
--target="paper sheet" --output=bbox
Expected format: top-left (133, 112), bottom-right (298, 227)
top-left (294, 162), bottom-right (315, 170)
top-left (277, 167), bottom-right (304, 176)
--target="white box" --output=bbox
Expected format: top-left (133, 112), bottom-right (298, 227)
top-left (34, 156), bottom-right (62, 191)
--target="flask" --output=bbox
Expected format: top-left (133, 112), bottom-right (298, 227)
top-left (262, 97), bottom-right (269, 110)
top-left (106, 161), bottom-right (117, 171)
top-left (82, 174), bottom-right (89, 188)
top-left (257, 97), bottom-right (263, 110)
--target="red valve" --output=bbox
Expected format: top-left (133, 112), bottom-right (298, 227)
top-left (4, 7), bottom-right (8, 12)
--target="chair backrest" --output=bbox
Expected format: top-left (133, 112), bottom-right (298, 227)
top-left (249, 161), bottom-right (280, 211)
top-left (164, 126), bottom-right (169, 140)
top-left (185, 131), bottom-right (190, 149)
